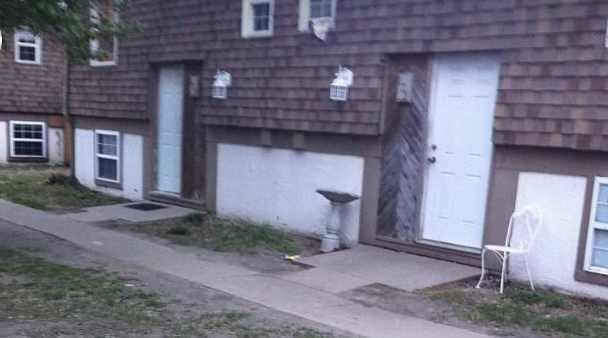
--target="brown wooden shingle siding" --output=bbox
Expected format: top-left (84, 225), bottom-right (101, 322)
top-left (0, 33), bottom-right (65, 115)
top-left (70, 0), bottom-right (608, 150)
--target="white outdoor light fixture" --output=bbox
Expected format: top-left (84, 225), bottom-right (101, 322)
top-left (330, 66), bottom-right (353, 101)
top-left (212, 70), bottom-right (232, 99)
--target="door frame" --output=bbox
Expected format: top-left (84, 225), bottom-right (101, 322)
top-left (417, 53), bottom-right (500, 253)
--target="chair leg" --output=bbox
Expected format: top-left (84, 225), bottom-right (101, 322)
top-left (476, 248), bottom-right (487, 289)
top-left (500, 252), bottom-right (508, 294)
top-left (524, 256), bottom-right (535, 291)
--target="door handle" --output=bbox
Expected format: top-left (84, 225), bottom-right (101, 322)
top-left (427, 156), bottom-right (436, 164)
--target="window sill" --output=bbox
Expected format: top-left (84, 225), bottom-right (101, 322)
top-left (95, 178), bottom-right (122, 190)
top-left (90, 61), bottom-right (117, 67)
top-left (242, 31), bottom-right (274, 39)
top-left (15, 60), bottom-right (42, 65)
top-left (8, 157), bottom-right (48, 163)
top-left (575, 268), bottom-right (608, 287)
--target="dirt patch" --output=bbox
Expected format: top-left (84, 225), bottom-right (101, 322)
top-left (0, 220), bottom-right (356, 338)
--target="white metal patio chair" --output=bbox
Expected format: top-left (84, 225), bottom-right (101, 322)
top-left (476, 205), bottom-right (544, 294)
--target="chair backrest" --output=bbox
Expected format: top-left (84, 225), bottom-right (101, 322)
top-left (504, 205), bottom-right (544, 251)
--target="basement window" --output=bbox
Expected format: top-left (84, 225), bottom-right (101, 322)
top-left (89, 0), bottom-right (118, 66)
top-left (95, 130), bottom-right (120, 183)
top-left (242, 0), bottom-right (274, 38)
top-left (585, 177), bottom-right (608, 275)
top-left (10, 121), bottom-right (46, 158)
top-left (14, 29), bottom-right (42, 64)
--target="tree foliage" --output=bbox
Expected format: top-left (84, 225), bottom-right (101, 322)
top-left (0, 0), bottom-right (134, 62)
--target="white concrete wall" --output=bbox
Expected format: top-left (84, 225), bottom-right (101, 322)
top-left (48, 127), bottom-right (65, 164)
top-left (74, 128), bottom-right (144, 201)
top-left (216, 144), bottom-right (365, 244)
top-left (0, 122), bottom-right (7, 164)
top-left (510, 172), bottom-right (608, 299)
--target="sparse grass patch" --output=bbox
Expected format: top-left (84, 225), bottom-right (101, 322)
top-left (0, 170), bottom-right (126, 211)
top-left (0, 248), bottom-right (164, 326)
top-left (424, 281), bottom-right (608, 338)
top-left (119, 213), bottom-right (303, 255)
top-left (0, 248), bottom-right (337, 337)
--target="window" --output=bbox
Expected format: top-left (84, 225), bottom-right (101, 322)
top-left (242, 0), bottom-right (274, 38)
top-left (14, 29), bottom-right (42, 64)
top-left (90, 0), bottom-right (118, 66)
top-left (9, 121), bottom-right (46, 158)
top-left (299, 0), bottom-right (336, 32)
top-left (585, 177), bottom-right (608, 274)
top-left (95, 130), bottom-right (120, 183)
top-left (310, 0), bottom-right (334, 19)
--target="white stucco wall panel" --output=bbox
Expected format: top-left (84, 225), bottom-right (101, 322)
top-left (74, 128), bottom-right (144, 201)
top-left (48, 127), bottom-right (65, 164)
top-left (511, 172), bottom-right (608, 299)
top-left (75, 128), bottom-right (95, 187)
top-left (121, 134), bottom-right (144, 200)
top-left (216, 144), bottom-right (364, 243)
top-left (0, 122), bottom-right (7, 164)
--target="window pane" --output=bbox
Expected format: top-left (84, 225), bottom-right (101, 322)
top-left (18, 46), bottom-right (37, 61)
top-left (98, 158), bottom-right (118, 181)
top-left (594, 229), bottom-right (608, 249)
top-left (310, 0), bottom-right (332, 18)
top-left (596, 204), bottom-right (608, 223)
top-left (97, 134), bottom-right (117, 156)
top-left (13, 141), bottom-right (43, 156)
top-left (598, 184), bottom-right (608, 203)
top-left (252, 3), bottom-right (270, 31)
top-left (13, 124), bottom-right (43, 139)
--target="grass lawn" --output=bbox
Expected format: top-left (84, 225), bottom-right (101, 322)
top-left (424, 280), bottom-right (608, 338)
top-left (0, 168), bottom-right (126, 211)
top-left (0, 248), bottom-right (335, 337)
top-left (115, 213), bottom-right (307, 256)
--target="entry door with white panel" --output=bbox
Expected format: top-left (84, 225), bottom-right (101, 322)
top-left (157, 65), bottom-right (184, 195)
top-left (421, 54), bottom-right (501, 249)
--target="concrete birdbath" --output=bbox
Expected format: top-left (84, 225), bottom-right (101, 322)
top-left (316, 189), bottom-right (360, 253)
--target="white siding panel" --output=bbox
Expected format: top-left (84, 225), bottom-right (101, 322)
top-left (511, 172), bottom-right (608, 299)
top-left (0, 122), bottom-right (7, 164)
top-left (217, 144), bottom-right (364, 244)
top-left (75, 128), bottom-right (95, 187)
top-left (48, 127), bottom-right (65, 164)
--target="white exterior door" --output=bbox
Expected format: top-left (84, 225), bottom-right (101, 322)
top-left (421, 54), bottom-right (500, 249)
top-left (157, 65), bottom-right (184, 195)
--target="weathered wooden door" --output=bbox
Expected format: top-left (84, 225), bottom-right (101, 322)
top-left (157, 65), bottom-right (184, 195)
top-left (421, 53), bottom-right (500, 249)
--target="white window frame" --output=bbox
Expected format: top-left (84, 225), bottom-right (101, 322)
top-left (9, 121), bottom-right (47, 158)
top-left (14, 29), bottom-right (42, 65)
top-left (95, 130), bottom-right (121, 183)
top-left (298, 0), bottom-right (337, 32)
top-left (89, 2), bottom-right (119, 67)
top-left (241, 0), bottom-right (274, 38)
top-left (584, 176), bottom-right (608, 275)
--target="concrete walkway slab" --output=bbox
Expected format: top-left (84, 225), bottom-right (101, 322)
top-left (297, 244), bottom-right (479, 291)
top-left (65, 201), bottom-right (195, 223)
top-left (0, 199), bottom-right (494, 338)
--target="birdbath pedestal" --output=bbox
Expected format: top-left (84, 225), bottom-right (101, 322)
top-left (316, 189), bottom-right (360, 253)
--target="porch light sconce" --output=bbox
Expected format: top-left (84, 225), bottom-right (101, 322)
top-left (212, 70), bottom-right (231, 100)
top-left (330, 66), bottom-right (353, 102)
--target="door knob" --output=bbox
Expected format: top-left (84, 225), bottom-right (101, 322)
top-left (427, 156), bottom-right (436, 164)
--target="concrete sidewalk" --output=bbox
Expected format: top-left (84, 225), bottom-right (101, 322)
top-left (0, 199), bottom-right (494, 338)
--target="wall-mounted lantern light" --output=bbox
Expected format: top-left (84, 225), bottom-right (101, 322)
top-left (330, 66), bottom-right (353, 102)
top-left (212, 70), bottom-right (231, 100)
